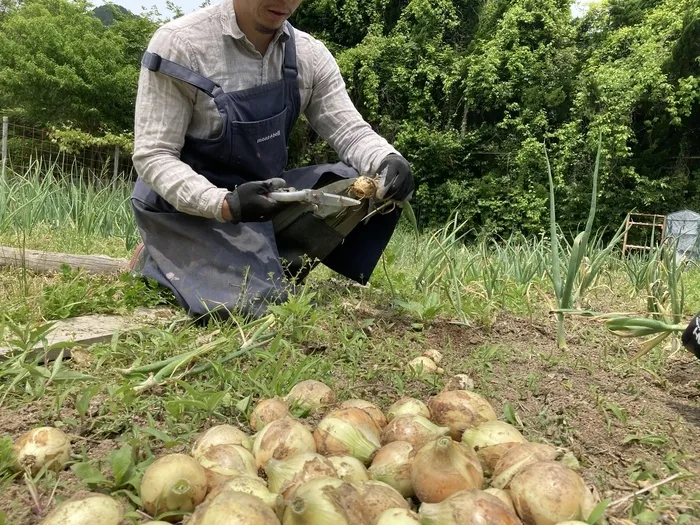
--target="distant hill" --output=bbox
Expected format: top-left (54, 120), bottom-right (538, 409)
top-left (92, 4), bottom-right (132, 26)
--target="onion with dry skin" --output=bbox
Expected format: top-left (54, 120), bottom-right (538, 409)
top-left (407, 356), bottom-right (444, 378)
top-left (484, 488), bottom-right (516, 513)
top-left (313, 408), bottom-right (381, 464)
top-left (283, 477), bottom-right (351, 524)
top-left (265, 452), bottom-right (338, 500)
top-left (510, 461), bottom-right (596, 525)
top-left (340, 399), bottom-right (388, 429)
top-left (387, 398), bottom-right (430, 421)
top-left (349, 176), bottom-right (378, 199)
top-left (428, 390), bottom-right (497, 440)
top-left (411, 436), bottom-right (483, 503)
top-left (253, 418), bottom-right (316, 468)
top-left (327, 456), bottom-right (370, 482)
top-left (352, 480), bottom-right (411, 524)
top-left (285, 380), bottom-right (336, 412)
top-left (189, 490), bottom-right (281, 525)
top-left (442, 374), bottom-right (475, 392)
top-left (14, 427), bottom-right (71, 475)
top-left (421, 349), bottom-right (443, 363)
top-left (197, 444), bottom-right (257, 490)
top-left (368, 441), bottom-right (415, 497)
top-left (376, 508), bottom-right (421, 525)
top-left (140, 453), bottom-right (208, 519)
top-left (491, 443), bottom-right (558, 489)
top-left (418, 489), bottom-right (522, 524)
top-left (191, 425), bottom-right (251, 459)
top-left (381, 414), bottom-right (449, 448)
top-left (462, 420), bottom-right (527, 474)
top-left (205, 475), bottom-right (283, 518)
top-left (40, 493), bottom-right (123, 525)
top-left (250, 397), bottom-right (290, 431)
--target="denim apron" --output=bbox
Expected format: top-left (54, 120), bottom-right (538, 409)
top-left (131, 22), bottom-right (399, 319)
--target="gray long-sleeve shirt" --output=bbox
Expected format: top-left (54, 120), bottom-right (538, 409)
top-left (132, 0), bottom-right (398, 222)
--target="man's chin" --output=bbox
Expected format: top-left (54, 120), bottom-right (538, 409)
top-left (255, 22), bottom-right (282, 34)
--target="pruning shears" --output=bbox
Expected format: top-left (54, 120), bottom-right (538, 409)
top-left (267, 188), bottom-right (361, 208)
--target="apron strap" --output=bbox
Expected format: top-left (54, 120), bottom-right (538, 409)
top-left (141, 51), bottom-right (224, 98)
top-left (283, 22), bottom-right (298, 81)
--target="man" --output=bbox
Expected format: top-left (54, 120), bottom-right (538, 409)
top-left (130, 0), bottom-right (414, 319)
top-left (682, 314), bottom-right (700, 359)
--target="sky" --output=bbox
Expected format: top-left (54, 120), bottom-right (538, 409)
top-left (96, 0), bottom-right (600, 22)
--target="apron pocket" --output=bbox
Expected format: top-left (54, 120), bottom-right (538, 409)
top-left (274, 211), bottom-right (345, 274)
top-left (229, 107), bottom-right (289, 179)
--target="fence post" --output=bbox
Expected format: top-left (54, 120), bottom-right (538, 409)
top-left (113, 145), bottom-right (120, 178)
top-left (1, 116), bottom-right (7, 180)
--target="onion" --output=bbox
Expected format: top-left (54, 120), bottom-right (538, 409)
top-left (427, 390), bottom-right (497, 440)
top-left (381, 414), bottom-right (449, 447)
top-left (140, 453), bottom-right (208, 519)
top-left (189, 490), bottom-right (281, 524)
top-left (250, 397), bottom-right (290, 431)
top-left (283, 477), bottom-right (351, 524)
top-left (13, 427), bottom-right (71, 475)
top-left (191, 424), bottom-right (251, 459)
top-left (285, 380), bottom-right (336, 412)
top-left (197, 444), bottom-right (257, 490)
top-left (314, 408), bottom-right (381, 464)
top-left (327, 456), bottom-right (370, 482)
top-left (264, 452), bottom-right (338, 499)
top-left (205, 475), bottom-right (283, 518)
top-left (421, 349), bottom-right (443, 363)
top-left (40, 493), bottom-right (123, 525)
top-left (407, 356), bottom-right (444, 377)
top-left (368, 441), bottom-right (415, 497)
top-left (387, 398), bottom-right (430, 421)
top-left (340, 399), bottom-right (388, 429)
top-left (484, 488), bottom-right (516, 513)
top-left (411, 436), bottom-right (483, 503)
top-left (376, 508), bottom-right (421, 525)
top-left (418, 489), bottom-right (522, 524)
top-left (442, 374), bottom-right (475, 392)
top-left (462, 421), bottom-right (527, 474)
top-left (510, 461), bottom-right (596, 525)
top-left (352, 480), bottom-right (411, 524)
top-left (253, 418), bottom-right (316, 468)
top-left (491, 443), bottom-right (558, 489)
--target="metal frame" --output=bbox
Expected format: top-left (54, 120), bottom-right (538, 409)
top-left (622, 212), bottom-right (667, 255)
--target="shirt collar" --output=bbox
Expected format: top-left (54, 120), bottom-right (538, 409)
top-left (220, 0), bottom-right (290, 43)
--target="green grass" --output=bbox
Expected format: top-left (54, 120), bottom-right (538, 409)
top-left (0, 166), bottom-right (698, 524)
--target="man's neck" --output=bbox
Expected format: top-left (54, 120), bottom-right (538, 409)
top-left (232, 0), bottom-right (275, 55)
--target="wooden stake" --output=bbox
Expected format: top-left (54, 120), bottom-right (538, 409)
top-left (0, 245), bottom-right (129, 274)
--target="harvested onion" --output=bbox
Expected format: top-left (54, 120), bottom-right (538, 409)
top-left (327, 456), bottom-right (370, 482)
top-left (352, 480), bottom-right (410, 523)
top-left (14, 427), bottom-right (71, 475)
top-left (189, 490), bottom-right (280, 524)
top-left (140, 453), bottom-right (208, 518)
top-left (40, 493), bottom-right (123, 525)
top-left (314, 408), bottom-right (381, 464)
top-left (428, 390), bottom-right (497, 440)
top-left (510, 461), bottom-right (596, 525)
top-left (387, 398), bottom-right (430, 421)
top-left (340, 399), bottom-right (388, 429)
top-left (265, 452), bottom-right (338, 499)
top-left (407, 356), bottom-right (443, 377)
top-left (205, 475), bottom-right (283, 518)
top-left (484, 488), bottom-right (516, 513)
top-left (368, 441), bottom-right (415, 497)
top-left (462, 420), bottom-right (527, 474)
top-left (285, 380), bottom-right (336, 412)
top-left (376, 508), bottom-right (421, 524)
top-left (253, 418), bottom-right (316, 468)
top-left (411, 436), bottom-right (483, 503)
top-left (381, 414), bottom-right (449, 447)
top-left (418, 489), bottom-right (522, 524)
top-left (191, 425), bottom-right (251, 459)
top-left (250, 397), bottom-right (290, 431)
top-left (491, 443), bottom-right (558, 489)
top-left (421, 349), bottom-right (443, 363)
top-left (197, 444), bottom-right (257, 490)
top-left (283, 477), bottom-right (350, 524)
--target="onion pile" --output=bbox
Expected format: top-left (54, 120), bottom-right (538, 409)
top-left (29, 378), bottom-right (597, 525)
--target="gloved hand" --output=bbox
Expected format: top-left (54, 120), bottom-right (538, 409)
top-left (225, 178), bottom-right (286, 223)
top-left (375, 154), bottom-right (414, 201)
top-left (681, 314), bottom-right (700, 359)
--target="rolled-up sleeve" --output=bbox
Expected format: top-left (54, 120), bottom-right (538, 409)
top-left (303, 40), bottom-right (399, 176)
top-left (132, 28), bottom-right (229, 221)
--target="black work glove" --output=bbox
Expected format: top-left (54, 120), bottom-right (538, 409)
top-left (225, 178), bottom-right (286, 224)
top-left (681, 314), bottom-right (700, 359)
top-left (376, 154), bottom-right (414, 201)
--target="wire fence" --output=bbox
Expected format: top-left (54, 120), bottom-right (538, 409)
top-left (0, 116), bottom-right (135, 179)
